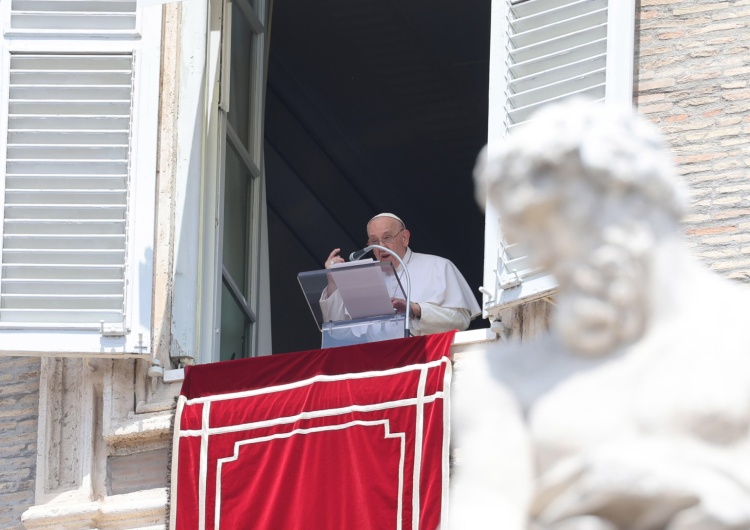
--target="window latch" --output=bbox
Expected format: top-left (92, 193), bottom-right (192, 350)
top-left (100, 321), bottom-right (126, 337)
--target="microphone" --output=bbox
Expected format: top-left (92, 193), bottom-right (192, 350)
top-left (349, 247), bottom-right (372, 261)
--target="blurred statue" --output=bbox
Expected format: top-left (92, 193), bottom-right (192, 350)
top-left (451, 99), bottom-right (750, 529)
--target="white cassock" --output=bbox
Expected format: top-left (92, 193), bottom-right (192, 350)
top-left (320, 248), bottom-right (481, 337)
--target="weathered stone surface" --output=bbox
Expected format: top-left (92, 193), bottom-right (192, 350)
top-left (0, 357), bottom-right (39, 530)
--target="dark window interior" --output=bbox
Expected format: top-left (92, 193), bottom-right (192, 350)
top-left (265, 0), bottom-right (491, 353)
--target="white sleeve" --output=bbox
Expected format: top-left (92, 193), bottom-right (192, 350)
top-left (319, 288), bottom-right (348, 322)
top-left (410, 303), bottom-right (471, 335)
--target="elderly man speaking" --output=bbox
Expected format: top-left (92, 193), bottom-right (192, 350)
top-left (322, 213), bottom-right (481, 336)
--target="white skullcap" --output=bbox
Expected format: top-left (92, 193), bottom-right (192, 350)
top-left (368, 213), bottom-right (405, 228)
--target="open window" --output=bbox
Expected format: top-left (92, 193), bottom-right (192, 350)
top-left (480, 0), bottom-right (636, 320)
top-left (0, 1), bottom-right (161, 355)
top-left (263, 0), bottom-right (491, 353)
top-left (215, 0), bottom-right (270, 361)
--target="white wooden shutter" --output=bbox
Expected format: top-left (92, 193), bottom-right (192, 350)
top-left (505, 0), bottom-right (607, 130)
top-left (482, 0), bottom-right (634, 317)
top-left (0, 1), bottom-right (161, 355)
top-left (9, 1), bottom-right (138, 32)
top-left (3, 53), bottom-right (132, 325)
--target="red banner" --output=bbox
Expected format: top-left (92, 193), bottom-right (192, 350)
top-left (170, 331), bottom-right (455, 530)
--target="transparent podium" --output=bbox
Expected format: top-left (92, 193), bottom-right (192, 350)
top-left (298, 260), bottom-right (408, 348)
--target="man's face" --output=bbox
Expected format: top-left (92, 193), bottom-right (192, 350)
top-left (367, 217), bottom-right (410, 270)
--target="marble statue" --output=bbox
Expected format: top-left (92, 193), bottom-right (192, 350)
top-left (451, 100), bottom-right (750, 529)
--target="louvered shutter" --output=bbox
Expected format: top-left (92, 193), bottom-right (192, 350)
top-left (505, 0), bottom-right (608, 130)
top-left (482, 0), bottom-right (634, 316)
top-left (9, 1), bottom-right (138, 32)
top-left (0, 1), bottom-right (161, 354)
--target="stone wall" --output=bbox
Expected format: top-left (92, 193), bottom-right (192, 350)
top-left (0, 357), bottom-right (39, 529)
top-left (635, 0), bottom-right (750, 277)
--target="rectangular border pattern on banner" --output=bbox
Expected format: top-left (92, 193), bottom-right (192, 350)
top-left (170, 332), bottom-right (454, 530)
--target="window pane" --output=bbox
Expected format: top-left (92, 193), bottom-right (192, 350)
top-left (220, 282), bottom-right (249, 361)
top-left (229, 0), bottom-right (253, 147)
top-left (222, 141), bottom-right (251, 295)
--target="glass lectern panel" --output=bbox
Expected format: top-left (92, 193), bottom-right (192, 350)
top-left (297, 260), bottom-right (407, 347)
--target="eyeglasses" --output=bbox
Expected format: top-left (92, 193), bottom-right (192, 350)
top-left (367, 228), bottom-right (404, 247)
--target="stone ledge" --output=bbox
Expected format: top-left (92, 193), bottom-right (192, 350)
top-left (451, 328), bottom-right (500, 360)
top-left (22, 488), bottom-right (167, 530)
top-left (103, 410), bottom-right (174, 450)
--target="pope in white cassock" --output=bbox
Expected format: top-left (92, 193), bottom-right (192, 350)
top-left (320, 213), bottom-right (481, 336)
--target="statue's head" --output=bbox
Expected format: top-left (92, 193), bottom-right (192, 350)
top-left (475, 99), bottom-right (688, 356)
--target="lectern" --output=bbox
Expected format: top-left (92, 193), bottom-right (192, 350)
top-left (298, 260), bottom-right (408, 348)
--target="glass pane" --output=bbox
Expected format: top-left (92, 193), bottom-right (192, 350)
top-left (220, 282), bottom-right (250, 361)
top-left (229, 0), bottom-right (253, 147)
top-left (222, 141), bottom-right (251, 295)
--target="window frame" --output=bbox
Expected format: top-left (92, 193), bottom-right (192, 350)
top-left (213, 0), bottom-right (270, 362)
top-left (171, 0), bottom-right (271, 365)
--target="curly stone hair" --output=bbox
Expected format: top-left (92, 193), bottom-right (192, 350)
top-left (475, 99), bottom-right (689, 356)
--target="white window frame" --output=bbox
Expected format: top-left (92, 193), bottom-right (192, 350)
top-left (213, 0), bottom-right (269, 362)
top-left (171, 0), bottom-right (272, 365)
top-left (0, 2), bottom-right (161, 356)
top-left (481, 0), bottom-right (636, 320)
